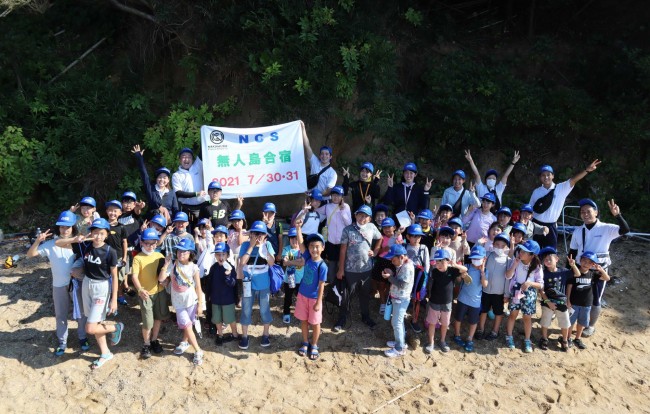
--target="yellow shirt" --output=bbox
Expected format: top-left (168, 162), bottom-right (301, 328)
top-left (132, 252), bottom-right (165, 294)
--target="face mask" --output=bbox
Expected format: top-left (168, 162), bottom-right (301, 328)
top-left (472, 259), bottom-right (483, 266)
top-left (140, 247), bottom-right (154, 256)
top-left (493, 248), bottom-right (506, 256)
top-left (486, 178), bottom-right (497, 188)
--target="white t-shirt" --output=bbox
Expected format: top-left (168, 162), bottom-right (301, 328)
top-left (172, 157), bottom-right (207, 206)
top-left (529, 179), bottom-right (573, 223)
top-left (168, 262), bottom-right (199, 309)
top-left (310, 154), bottom-right (337, 200)
top-left (569, 220), bottom-right (620, 267)
top-left (476, 181), bottom-right (506, 204)
top-left (38, 239), bottom-right (76, 287)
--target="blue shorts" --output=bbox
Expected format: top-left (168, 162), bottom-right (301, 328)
top-left (570, 305), bottom-right (591, 327)
top-left (455, 301), bottom-right (480, 325)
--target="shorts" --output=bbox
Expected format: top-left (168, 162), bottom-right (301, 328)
top-left (176, 304), bottom-right (198, 329)
top-left (508, 288), bottom-right (538, 316)
top-left (212, 303), bottom-right (237, 325)
top-left (82, 278), bottom-right (110, 324)
top-left (139, 290), bottom-right (170, 330)
top-left (480, 293), bottom-right (505, 316)
top-left (426, 303), bottom-right (452, 327)
top-left (569, 305), bottom-right (591, 327)
top-left (540, 306), bottom-right (570, 329)
top-left (294, 293), bottom-right (323, 325)
top-left (455, 301), bottom-right (481, 325)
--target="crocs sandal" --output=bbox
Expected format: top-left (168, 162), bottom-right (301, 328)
top-left (91, 353), bottom-right (114, 370)
top-left (298, 342), bottom-right (309, 357)
top-left (309, 345), bottom-right (320, 361)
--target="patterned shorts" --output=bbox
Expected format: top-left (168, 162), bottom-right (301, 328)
top-left (508, 288), bottom-right (537, 316)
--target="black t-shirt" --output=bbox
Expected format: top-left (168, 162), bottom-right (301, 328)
top-left (428, 267), bottom-right (460, 305)
top-left (106, 223), bottom-right (128, 260)
top-left (200, 200), bottom-right (232, 228)
top-left (265, 221), bottom-right (283, 254)
top-left (75, 242), bottom-right (118, 281)
top-left (420, 228), bottom-right (436, 251)
top-left (118, 212), bottom-right (142, 245)
top-left (567, 270), bottom-right (598, 307)
top-left (542, 267), bottom-right (571, 311)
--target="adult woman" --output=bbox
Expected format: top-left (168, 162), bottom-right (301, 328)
top-left (383, 162), bottom-right (432, 218)
top-left (132, 144), bottom-right (179, 222)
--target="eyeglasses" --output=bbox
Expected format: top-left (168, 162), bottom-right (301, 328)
top-left (142, 241), bottom-right (157, 246)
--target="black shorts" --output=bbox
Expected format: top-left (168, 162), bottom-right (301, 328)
top-left (480, 292), bottom-right (504, 316)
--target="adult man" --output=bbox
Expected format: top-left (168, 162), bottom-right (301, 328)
top-left (172, 148), bottom-right (207, 228)
top-left (301, 121), bottom-right (337, 201)
top-left (528, 159), bottom-right (601, 249)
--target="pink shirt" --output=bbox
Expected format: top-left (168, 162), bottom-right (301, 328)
top-left (462, 209), bottom-right (496, 244)
top-left (317, 203), bottom-right (352, 244)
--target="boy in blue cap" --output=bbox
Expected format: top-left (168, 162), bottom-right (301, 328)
top-left (453, 245), bottom-right (489, 352)
top-left (70, 196), bottom-right (100, 235)
top-left (205, 242), bottom-right (239, 346)
top-left (476, 233), bottom-right (511, 341)
top-left (104, 200), bottom-right (129, 305)
top-left (464, 149), bottom-right (520, 214)
top-left (200, 180), bottom-right (244, 228)
top-left (160, 212), bottom-right (194, 259)
top-left (342, 161), bottom-right (382, 212)
top-left (261, 202), bottom-right (283, 262)
top-left (441, 170), bottom-right (479, 219)
top-left (301, 121), bottom-right (337, 200)
top-left (416, 209), bottom-right (437, 251)
top-left (518, 204), bottom-right (549, 239)
top-left (281, 225), bottom-right (305, 324)
top-left (381, 244), bottom-right (415, 358)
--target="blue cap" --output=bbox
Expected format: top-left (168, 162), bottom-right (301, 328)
top-left (141, 228), bottom-right (160, 241)
top-left (355, 205), bottom-right (373, 216)
top-left (155, 167), bottom-right (171, 177)
top-left (511, 222), bottom-right (527, 234)
top-left (485, 169), bottom-right (499, 179)
top-left (211, 225), bottom-right (228, 235)
top-left (331, 185), bottom-right (344, 195)
top-left (249, 220), bottom-right (267, 234)
top-left (433, 249), bottom-right (451, 261)
top-left (453, 170), bottom-right (466, 180)
top-left (360, 162), bottom-right (374, 173)
top-left (319, 146), bottom-right (333, 155)
top-left (374, 204), bottom-right (389, 213)
top-left (579, 198), bottom-right (598, 210)
top-left (310, 189), bottom-right (324, 201)
top-left (179, 147), bottom-right (193, 157)
top-left (417, 209), bottom-right (433, 220)
top-left (121, 191), bottom-right (137, 201)
top-left (494, 233), bottom-right (510, 247)
top-left (173, 212), bottom-right (189, 223)
top-left (481, 193), bottom-right (496, 203)
top-left (55, 211), bottom-right (76, 226)
top-left (208, 181), bottom-right (222, 191)
top-left (305, 233), bottom-right (325, 245)
top-left (197, 218), bottom-right (210, 227)
top-left (263, 202), bottom-right (276, 213)
top-left (438, 226), bottom-right (455, 236)
top-left (381, 218), bottom-right (396, 228)
top-left (80, 196), bottom-right (96, 207)
top-left (89, 218), bottom-right (110, 231)
top-left (407, 224), bottom-right (425, 236)
top-left (539, 247), bottom-right (557, 258)
top-left (175, 238), bottom-right (195, 252)
top-left (150, 214), bottom-right (167, 228)
top-left (581, 250), bottom-right (598, 263)
top-left (229, 210), bottom-right (245, 220)
top-left (448, 217), bottom-right (463, 228)
top-left (287, 227), bottom-right (298, 238)
top-left (539, 165), bottom-right (554, 175)
top-left (105, 200), bottom-right (122, 210)
top-left (496, 206), bottom-right (512, 217)
top-left (403, 162), bottom-right (418, 173)
top-left (520, 204), bottom-right (534, 213)
top-left (384, 244), bottom-right (407, 259)
top-left (213, 242), bottom-right (229, 253)
top-left (468, 245), bottom-right (487, 259)
top-left (438, 204), bottom-right (453, 212)
top-left (517, 240), bottom-right (540, 255)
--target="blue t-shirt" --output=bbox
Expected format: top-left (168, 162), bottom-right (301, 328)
top-left (298, 251), bottom-right (328, 299)
top-left (240, 241), bottom-right (276, 291)
top-left (457, 266), bottom-right (488, 308)
top-left (281, 246), bottom-right (305, 284)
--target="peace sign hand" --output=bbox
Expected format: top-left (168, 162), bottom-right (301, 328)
top-left (608, 199), bottom-right (620, 216)
top-left (464, 149), bottom-right (473, 162)
top-left (585, 159), bottom-right (601, 172)
top-left (512, 150), bottom-right (520, 164)
top-left (567, 254), bottom-right (576, 267)
top-left (387, 173), bottom-right (394, 187)
top-left (468, 181), bottom-right (476, 193)
top-left (373, 169), bottom-right (383, 180)
top-left (342, 166), bottom-right (350, 177)
top-left (38, 229), bottom-right (52, 242)
top-left (424, 177), bottom-right (433, 191)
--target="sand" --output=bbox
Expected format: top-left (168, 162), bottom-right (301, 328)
top-left (0, 238), bottom-right (648, 413)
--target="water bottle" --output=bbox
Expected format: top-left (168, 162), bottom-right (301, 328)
top-left (243, 275), bottom-right (252, 298)
top-left (287, 267), bottom-right (296, 289)
top-left (384, 298), bottom-right (392, 321)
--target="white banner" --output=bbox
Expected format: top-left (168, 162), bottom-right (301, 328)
top-left (200, 121), bottom-right (307, 198)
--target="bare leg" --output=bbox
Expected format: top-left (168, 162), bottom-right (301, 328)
top-left (301, 320), bottom-right (309, 343)
top-left (523, 315), bottom-right (532, 340)
top-left (492, 315), bottom-right (503, 334)
top-left (467, 323), bottom-right (477, 341)
top-left (478, 313), bottom-right (487, 332)
top-left (311, 323), bottom-right (321, 346)
top-left (506, 310), bottom-right (519, 336)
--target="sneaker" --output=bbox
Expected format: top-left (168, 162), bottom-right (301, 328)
top-left (215, 336), bottom-right (224, 346)
top-left (223, 333), bottom-right (237, 343)
top-left (505, 335), bottom-right (515, 349)
top-left (475, 330), bottom-right (484, 340)
top-left (174, 341), bottom-right (190, 355)
top-left (117, 296), bottom-right (128, 305)
top-left (283, 314), bottom-right (291, 324)
top-left (333, 324), bottom-right (344, 333)
top-left (193, 350), bottom-right (204, 365)
top-left (54, 345), bottom-right (66, 356)
top-left (140, 345), bottom-right (152, 359)
top-left (582, 326), bottom-right (595, 337)
top-left (111, 322), bottom-right (124, 346)
top-left (260, 335), bottom-right (271, 347)
top-left (574, 338), bottom-right (587, 349)
top-left (384, 347), bottom-right (406, 358)
top-left (150, 339), bottom-right (163, 354)
top-left (386, 340), bottom-right (396, 348)
top-left (79, 338), bottom-right (91, 352)
top-left (464, 341), bottom-right (475, 352)
top-left (539, 338), bottom-right (549, 351)
top-left (453, 336), bottom-right (465, 347)
top-left (333, 317), bottom-right (346, 332)
top-left (523, 339), bottom-right (533, 353)
top-left (361, 315), bottom-right (376, 329)
top-left (485, 331), bottom-right (499, 341)
top-left (425, 343), bottom-right (434, 353)
top-left (439, 341), bottom-right (450, 353)
top-left (238, 336), bottom-right (249, 350)
top-left (410, 321), bottom-right (422, 333)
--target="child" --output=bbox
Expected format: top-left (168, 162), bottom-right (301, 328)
top-left (447, 218), bottom-right (470, 264)
top-left (131, 228), bottom-right (169, 359)
top-left (294, 232), bottom-right (328, 360)
top-left (132, 144), bottom-right (179, 222)
top-left (479, 222), bottom-right (503, 252)
top-left (158, 238), bottom-right (204, 365)
top-left (462, 193), bottom-right (497, 246)
top-left (432, 204), bottom-right (453, 230)
top-left (200, 181), bottom-right (244, 228)
top-left (70, 196), bottom-right (99, 235)
top-left (432, 226), bottom-right (458, 264)
top-left (538, 247), bottom-right (579, 352)
top-left (281, 226), bottom-right (305, 323)
top-left (381, 244), bottom-right (415, 358)
top-left (237, 221), bottom-right (276, 349)
top-left (464, 148), bottom-right (520, 213)
top-left (194, 218), bottom-right (213, 256)
top-left (453, 245), bottom-right (489, 352)
top-left (373, 204), bottom-right (389, 230)
top-left (205, 242), bottom-right (239, 345)
top-left (342, 161), bottom-right (382, 213)
top-left (104, 200), bottom-right (129, 305)
top-left (416, 209), bottom-right (437, 251)
top-left (373, 218), bottom-right (404, 313)
top-left (161, 212), bottom-right (194, 258)
top-left (404, 224), bottom-right (430, 333)
top-left (476, 233), bottom-right (511, 341)
top-left (425, 249), bottom-right (467, 353)
top-left (504, 240), bottom-right (543, 353)
top-left (566, 251), bottom-right (610, 349)
top-left (316, 185), bottom-right (352, 282)
top-left (495, 207), bottom-right (513, 235)
top-left (198, 224), bottom-right (230, 334)
top-left (519, 204), bottom-right (549, 239)
top-left (294, 190), bottom-right (324, 237)
top-left (227, 210), bottom-right (248, 261)
top-left (261, 202), bottom-right (284, 262)
top-left (55, 218), bottom-right (124, 369)
top-left (508, 222), bottom-right (528, 258)
top-left (26, 211), bottom-right (89, 356)
top-left (118, 191), bottom-right (145, 296)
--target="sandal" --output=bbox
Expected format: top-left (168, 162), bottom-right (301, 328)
top-left (309, 345), bottom-right (320, 361)
top-left (297, 342), bottom-right (309, 357)
top-left (91, 353), bottom-right (114, 370)
top-left (193, 351), bottom-right (204, 365)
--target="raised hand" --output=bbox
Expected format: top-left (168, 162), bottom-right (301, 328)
top-left (608, 199), bottom-right (620, 216)
top-left (586, 159), bottom-right (601, 172)
top-left (387, 173), bottom-right (394, 187)
top-left (373, 169), bottom-right (383, 180)
top-left (70, 203), bottom-right (79, 213)
top-left (512, 150), bottom-right (520, 164)
top-left (468, 180), bottom-right (476, 193)
top-left (342, 166), bottom-right (350, 177)
top-left (464, 149), bottom-right (473, 163)
top-left (135, 200), bottom-right (146, 214)
top-left (424, 177), bottom-right (433, 191)
top-left (131, 144), bottom-right (144, 155)
top-left (237, 194), bottom-right (245, 206)
top-left (38, 229), bottom-right (52, 242)
top-left (567, 254), bottom-right (576, 267)
top-left (165, 225), bottom-right (174, 234)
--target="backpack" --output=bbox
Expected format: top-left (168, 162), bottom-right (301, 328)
top-left (268, 264), bottom-right (285, 295)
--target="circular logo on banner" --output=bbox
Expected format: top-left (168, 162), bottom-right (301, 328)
top-left (210, 130), bottom-right (225, 144)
